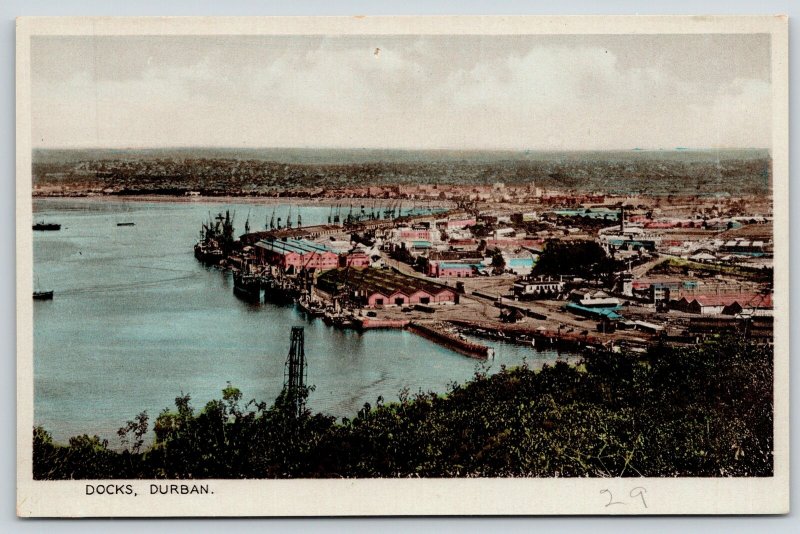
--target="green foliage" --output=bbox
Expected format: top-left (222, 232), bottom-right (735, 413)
top-left (533, 239), bottom-right (621, 281)
top-left (490, 249), bottom-right (506, 274)
top-left (33, 338), bottom-right (773, 479)
top-left (117, 411), bottom-right (149, 454)
top-left (34, 427), bottom-right (130, 479)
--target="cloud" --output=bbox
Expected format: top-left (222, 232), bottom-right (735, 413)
top-left (30, 36), bottom-right (772, 150)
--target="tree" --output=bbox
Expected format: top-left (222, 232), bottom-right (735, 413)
top-left (117, 411), bottom-right (149, 454)
top-left (490, 249), bottom-right (506, 274)
top-left (533, 239), bottom-right (620, 284)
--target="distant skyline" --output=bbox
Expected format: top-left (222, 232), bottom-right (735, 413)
top-left (31, 34), bottom-right (771, 151)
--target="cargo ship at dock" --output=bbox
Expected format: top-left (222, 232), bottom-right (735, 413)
top-left (194, 242), bottom-right (224, 265)
top-left (232, 271), bottom-right (262, 303)
top-left (194, 211), bottom-right (235, 266)
top-left (261, 275), bottom-right (298, 305)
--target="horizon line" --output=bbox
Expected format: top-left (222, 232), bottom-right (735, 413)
top-left (33, 145), bottom-right (771, 153)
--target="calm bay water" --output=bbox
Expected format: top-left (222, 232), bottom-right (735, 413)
top-left (33, 198), bottom-right (578, 444)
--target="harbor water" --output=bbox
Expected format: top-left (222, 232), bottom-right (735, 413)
top-left (32, 198), bottom-right (580, 444)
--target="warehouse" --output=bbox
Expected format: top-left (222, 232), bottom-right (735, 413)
top-left (317, 267), bottom-right (458, 308)
top-left (669, 293), bottom-right (773, 315)
top-left (254, 238), bottom-right (339, 272)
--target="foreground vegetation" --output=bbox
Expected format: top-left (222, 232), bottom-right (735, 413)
top-left (33, 337), bottom-right (773, 479)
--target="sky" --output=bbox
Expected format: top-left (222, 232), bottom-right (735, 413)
top-left (30, 34), bottom-right (772, 151)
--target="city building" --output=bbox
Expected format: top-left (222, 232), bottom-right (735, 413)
top-left (719, 239), bottom-right (766, 256)
top-left (568, 290), bottom-right (621, 308)
top-left (669, 293), bottom-right (773, 315)
top-left (512, 278), bottom-right (565, 300)
top-left (446, 217), bottom-right (477, 230)
top-left (428, 261), bottom-right (477, 278)
top-left (506, 257), bottom-right (536, 276)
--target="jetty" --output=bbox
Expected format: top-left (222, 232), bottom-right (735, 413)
top-left (407, 321), bottom-right (492, 359)
top-left (446, 319), bottom-right (606, 352)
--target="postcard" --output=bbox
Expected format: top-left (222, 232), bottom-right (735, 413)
top-left (16, 15), bottom-right (789, 517)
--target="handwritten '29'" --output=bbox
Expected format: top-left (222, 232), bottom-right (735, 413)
top-left (600, 487), bottom-right (648, 509)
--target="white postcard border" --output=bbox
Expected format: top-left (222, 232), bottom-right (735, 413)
top-left (15, 15), bottom-right (790, 517)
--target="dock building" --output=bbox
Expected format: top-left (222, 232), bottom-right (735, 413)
top-left (568, 290), bottom-right (621, 308)
top-left (670, 293), bottom-right (773, 315)
top-left (255, 238), bottom-right (339, 271)
top-left (317, 268), bottom-right (458, 308)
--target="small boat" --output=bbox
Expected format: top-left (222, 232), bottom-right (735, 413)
top-left (116, 222), bottom-right (135, 227)
top-left (332, 316), bottom-right (356, 329)
top-left (33, 222), bottom-right (61, 231)
top-left (297, 298), bottom-right (326, 317)
top-left (33, 290), bottom-right (54, 300)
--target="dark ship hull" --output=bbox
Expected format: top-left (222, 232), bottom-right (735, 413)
top-left (33, 223), bottom-right (61, 231)
top-left (262, 278), bottom-right (297, 305)
top-left (233, 274), bottom-right (262, 303)
top-left (194, 243), bottom-right (224, 265)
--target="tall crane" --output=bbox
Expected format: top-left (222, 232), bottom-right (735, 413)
top-left (283, 327), bottom-right (307, 420)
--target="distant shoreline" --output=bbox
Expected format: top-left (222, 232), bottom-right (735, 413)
top-left (32, 146), bottom-right (772, 166)
top-left (31, 194), bottom-right (457, 208)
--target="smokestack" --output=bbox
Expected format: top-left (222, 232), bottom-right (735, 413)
top-left (620, 206), bottom-right (625, 234)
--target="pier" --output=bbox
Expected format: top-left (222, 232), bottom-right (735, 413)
top-left (446, 319), bottom-right (607, 352)
top-left (407, 322), bottom-right (493, 360)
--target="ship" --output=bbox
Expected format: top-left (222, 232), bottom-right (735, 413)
top-left (193, 211), bottom-right (234, 266)
top-left (33, 290), bottom-right (54, 300)
top-left (116, 222), bottom-right (135, 227)
top-left (33, 222), bottom-right (61, 231)
top-left (297, 297), bottom-right (326, 317)
top-left (193, 241), bottom-right (224, 264)
top-left (323, 312), bottom-right (356, 329)
top-left (233, 270), bottom-right (262, 303)
top-left (261, 275), bottom-right (298, 305)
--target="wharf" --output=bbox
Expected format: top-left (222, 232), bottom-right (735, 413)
top-left (356, 318), bottom-right (410, 330)
top-left (407, 321), bottom-right (492, 360)
top-left (446, 319), bottom-right (608, 352)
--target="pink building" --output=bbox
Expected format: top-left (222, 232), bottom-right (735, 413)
top-left (366, 288), bottom-right (454, 307)
top-left (317, 267), bottom-right (458, 308)
top-left (428, 261), bottom-right (476, 278)
top-left (342, 253), bottom-right (371, 268)
top-left (255, 239), bottom-right (340, 271)
top-left (398, 229), bottom-right (431, 240)
top-left (446, 217), bottom-right (477, 230)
